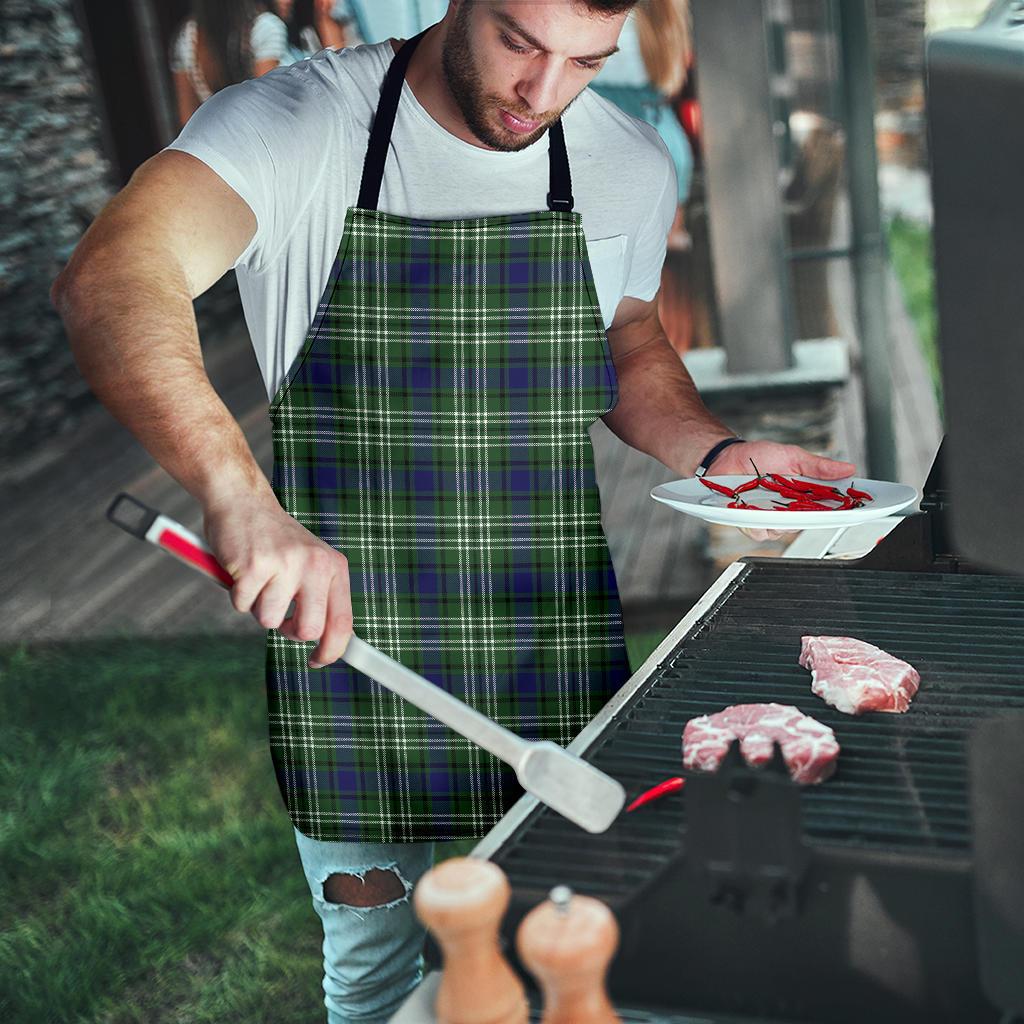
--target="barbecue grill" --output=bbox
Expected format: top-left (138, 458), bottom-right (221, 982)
top-left (469, 447), bottom-right (1024, 1022)
top-left (398, 8), bottom-right (1024, 1022)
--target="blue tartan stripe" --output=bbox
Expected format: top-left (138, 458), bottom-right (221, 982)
top-left (266, 207), bottom-right (630, 842)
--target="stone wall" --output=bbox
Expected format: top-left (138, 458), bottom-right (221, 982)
top-left (0, 0), bottom-right (245, 469)
top-left (0, 0), bottom-right (115, 466)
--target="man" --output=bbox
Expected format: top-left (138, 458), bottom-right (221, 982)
top-left (52, 2), bottom-right (855, 1019)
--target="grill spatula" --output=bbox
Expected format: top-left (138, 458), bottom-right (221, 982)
top-left (107, 493), bottom-right (626, 834)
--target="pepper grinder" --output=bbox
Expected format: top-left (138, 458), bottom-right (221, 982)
top-left (413, 857), bottom-right (528, 1024)
top-left (516, 885), bottom-right (621, 1024)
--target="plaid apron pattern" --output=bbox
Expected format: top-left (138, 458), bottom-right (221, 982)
top-left (263, 31), bottom-right (629, 842)
top-left (265, 207), bottom-right (631, 842)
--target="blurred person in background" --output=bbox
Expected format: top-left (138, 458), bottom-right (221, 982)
top-left (275, 0), bottom-right (351, 63)
top-left (170, 0), bottom-right (290, 128)
top-left (335, 0), bottom-right (448, 43)
top-left (591, 0), bottom-right (693, 235)
top-left (592, 0), bottom-right (693, 348)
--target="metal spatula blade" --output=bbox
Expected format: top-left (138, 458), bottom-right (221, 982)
top-left (107, 493), bottom-right (627, 834)
top-left (343, 637), bottom-right (626, 834)
top-left (517, 741), bottom-right (626, 834)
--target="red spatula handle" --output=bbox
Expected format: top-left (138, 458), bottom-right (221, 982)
top-left (106, 492), bottom-right (234, 589)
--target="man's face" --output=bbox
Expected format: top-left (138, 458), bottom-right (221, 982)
top-left (441, 1), bottom-right (627, 151)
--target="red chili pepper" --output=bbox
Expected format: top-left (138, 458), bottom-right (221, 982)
top-left (748, 458), bottom-right (768, 484)
top-left (847, 485), bottom-right (873, 502)
top-left (734, 478), bottom-right (761, 494)
top-left (626, 776), bottom-right (685, 812)
top-left (775, 474), bottom-right (844, 498)
top-left (699, 477), bottom-right (737, 498)
top-left (762, 480), bottom-right (819, 501)
top-left (779, 498), bottom-right (833, 511)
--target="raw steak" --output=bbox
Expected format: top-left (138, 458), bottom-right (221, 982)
top-left (682, 703), bottom-right (840, 785)
top-left (799, 635), bottom-right (920, 716)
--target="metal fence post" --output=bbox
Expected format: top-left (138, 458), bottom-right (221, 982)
top-left (836, 0), bottom-right (898, 479)
top-left (691, 0), bottom-right (795, 375)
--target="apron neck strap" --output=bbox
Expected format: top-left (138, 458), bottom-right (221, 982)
top-left (357, 28), bottom-right (575, 214)
top-left (358, 29), bottom-right (427, 212)
top-left (546, 119), bottom-right (573, 213)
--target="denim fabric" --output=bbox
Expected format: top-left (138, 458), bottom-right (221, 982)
top-left (293, 826), bottom-right (436, 1023)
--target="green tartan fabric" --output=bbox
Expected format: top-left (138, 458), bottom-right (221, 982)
top-left (265, 206), bottom-right (632, 842)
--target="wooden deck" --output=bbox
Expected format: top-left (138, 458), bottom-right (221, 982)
top-left (0, 325), bottom-right (272, 644)
top-left (1, 238), bottom-right (941, 644)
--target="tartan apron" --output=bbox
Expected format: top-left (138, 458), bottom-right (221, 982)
top-left (265, 29), bottom-right (631, 842)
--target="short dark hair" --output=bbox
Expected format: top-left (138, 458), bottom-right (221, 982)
top-left (577, 0), bottom-right (639, 13)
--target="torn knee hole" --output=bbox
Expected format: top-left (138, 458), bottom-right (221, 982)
top-left (323, 868), bottom-right (406, 908)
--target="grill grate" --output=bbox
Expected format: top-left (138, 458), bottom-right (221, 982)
top-left (493, 563), bottom-right (1024, 896)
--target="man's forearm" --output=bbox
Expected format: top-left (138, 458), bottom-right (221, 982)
top-left (53, 258), bottom-right (273, 513)
top-left (602, 332), bottom-right (735, 477)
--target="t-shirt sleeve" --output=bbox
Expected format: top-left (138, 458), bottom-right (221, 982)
top-left (623, 138), bottom-right (677, 302)
top-left (251, 11), bottom-right (289, 62)
top-left (164, 64), bottom-right (338, 273)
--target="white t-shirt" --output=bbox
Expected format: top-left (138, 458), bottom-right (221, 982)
top-left (166, 40), bottom-right (676, 402)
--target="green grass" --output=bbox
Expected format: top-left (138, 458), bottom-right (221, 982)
top-left (1, 629), bottom-right (668, 1022)
top-left (886, 215), bottom-right (942, 414)
top-left (1, 636), bottom-right (325, 1024)
top-left (626, 631), bottom-right (670, 672)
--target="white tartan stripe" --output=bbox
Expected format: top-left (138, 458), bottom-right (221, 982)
top-left (267, 206), bottom-right (628, 842)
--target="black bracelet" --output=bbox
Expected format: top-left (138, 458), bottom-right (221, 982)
top-left (694, 437), bottom-right (745, 478)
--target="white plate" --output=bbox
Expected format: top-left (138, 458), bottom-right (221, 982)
top-left (650, 476), bottom-right (920, 530)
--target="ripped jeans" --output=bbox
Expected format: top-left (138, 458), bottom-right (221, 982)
top-left (293, 826), bottom-right (436, 1024)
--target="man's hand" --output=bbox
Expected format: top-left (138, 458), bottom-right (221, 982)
top-left (708, 440), bottom-right (857, 543)
top-left (203, 493), bottom-right (353, 669)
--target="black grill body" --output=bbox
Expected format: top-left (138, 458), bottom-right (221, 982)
top-left (482, 560), bottom-right (1024, 1023)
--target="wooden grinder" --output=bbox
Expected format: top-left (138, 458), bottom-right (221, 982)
top-left (516, 885), bottom-right (621, 1024)
top-left (413, 856), bottom-right (528, 1024)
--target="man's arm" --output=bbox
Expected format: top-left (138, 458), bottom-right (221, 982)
top-left (51, 150), bottom-right (352, 666)
top-left (602, 294), bottom-right (734, 476)
top-left (52, 150), bottom-right (261, 504)
top-left (603, 293), bottom-right (856, 481)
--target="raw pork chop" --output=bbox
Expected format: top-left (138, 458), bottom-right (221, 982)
top-left (682, 703), bottom-right (840, 785)
top-left (799, 635), bottom-right (920, 716)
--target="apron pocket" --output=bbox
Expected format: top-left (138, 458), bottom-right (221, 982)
top-left (584, 234), bottom-right (628, 330)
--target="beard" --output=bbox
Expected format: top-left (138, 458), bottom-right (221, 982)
top-left (441, 4), bottom-right (568, 151)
